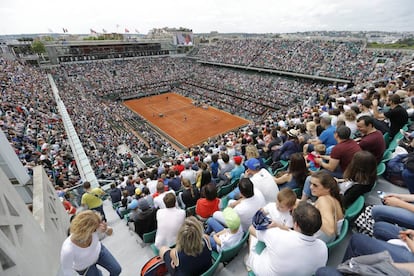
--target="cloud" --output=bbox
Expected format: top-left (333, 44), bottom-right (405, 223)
top-left (0, 0), bottom-right (413, 34)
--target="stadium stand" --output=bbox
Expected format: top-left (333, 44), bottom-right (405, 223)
top-left (1, 38), bottom-right (414, 275)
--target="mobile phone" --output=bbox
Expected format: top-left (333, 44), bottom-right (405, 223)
top-left (377, 191), bottom-right (386, 204)
top-left (377, 191), bottom-right (386, 199)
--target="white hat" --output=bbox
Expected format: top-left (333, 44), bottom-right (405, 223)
top-left (287, 129), bottom-right (299, 138)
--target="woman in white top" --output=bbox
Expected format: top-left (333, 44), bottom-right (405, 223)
top-left (310, 171), bottom-right (344, 243)
top-left (60, 210), bottom-right (121, 276)
top-left (343, 109), bottom-right (358, 138)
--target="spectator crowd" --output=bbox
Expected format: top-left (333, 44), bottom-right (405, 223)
top-left (1, 37), bottom-right (414, 275)
top-left (193, 38), bottom-right (407, 82)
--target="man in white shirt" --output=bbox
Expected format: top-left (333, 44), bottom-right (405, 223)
top-left (214, 178), bottom-right (266, 232)
top-left (146, 170), bottom-right (159, 195)
top-left (245, 158), bottom-right (279, 203)
top-left (218, 153), bottom-right (235, 180)
top-left (246, 201), bottom-right (328, 276)
top-left (180, 162), bottom-right (197, 185)
top-left (153, 181), bottom-right (175, 209)
top-left (356, 99), bottom-right (373, 119)
top-left (154, 193), bottom-right (185, 248)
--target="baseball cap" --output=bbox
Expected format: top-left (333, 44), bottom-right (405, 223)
top-left (137, 198), bottom-right (150, 211)
top-left (245, 158), bottom-right (261, 171)
top-left (233, 156), bottom-right (243, 165)
top-left (223, 207), bottom-right (241, 231)
top-left (252, 209), bottom-right (272, 230)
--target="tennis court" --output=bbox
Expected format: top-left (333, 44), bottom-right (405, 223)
top-left (124, 93), bottom-right (250, 148)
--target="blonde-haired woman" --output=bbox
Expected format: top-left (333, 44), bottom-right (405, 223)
top-left (159, 216), bottom-right (212, 275)
top-left (306, 121), bottom-right (317, 138)
top-left (245, 144), bottom-right (266, 168)
top-left (343, 109), bottom-right (357, 137)
top-left (245, 144), bottom-right (260, 160)
top-left (60, 210), bottom-right (121, 276)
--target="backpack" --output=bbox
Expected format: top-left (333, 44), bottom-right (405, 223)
top-left (404, 152), bottom-right (414, 172)
top-left (270, 160), bottom-right (284, 172)
top-left (384, 154), bottom-right (406, 187)
top-left (140, 256), bottom-right (168, 276)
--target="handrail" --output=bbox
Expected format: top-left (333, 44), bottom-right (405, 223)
top-left (47, 74), bottom-right (99, 187)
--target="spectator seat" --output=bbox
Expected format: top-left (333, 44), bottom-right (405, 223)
top-left (344, 196), bottom-right (365, 221)
top-left (212, 231), bottom-right (249, 265)
top-left (327, 219), bottom-right (349, 250)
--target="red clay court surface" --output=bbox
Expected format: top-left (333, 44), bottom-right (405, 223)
top-left (124, 93), bottom-right (250, 148)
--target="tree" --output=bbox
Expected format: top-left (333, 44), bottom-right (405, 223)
top-left (31, 40), bottom-right (46, 54)
top-left (42, 36), bottom-right (54, 42)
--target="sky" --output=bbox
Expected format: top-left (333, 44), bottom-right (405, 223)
top-left (0, 0), bottom-right (413, 35)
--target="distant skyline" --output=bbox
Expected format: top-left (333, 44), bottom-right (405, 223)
top-left (1, 0), bottom-right (413, 35)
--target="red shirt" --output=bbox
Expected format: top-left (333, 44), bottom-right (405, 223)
top-left (62, 200), bottom-right (76, 215)
top-left (174, 164), bottom-right (185, 174)
top-left (359, 130), bottom-right (386, 164)
top-left (330, 139), bottom-right (361, 172)
top-left (196, 198), bottom-right (220, 219)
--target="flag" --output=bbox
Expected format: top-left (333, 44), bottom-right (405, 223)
top-left (125, 28), bottom-right (129, 33)
top-left (90, 29), bottom-right (97, 34)
top-left (102, 29), bottom-right (107, 33)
